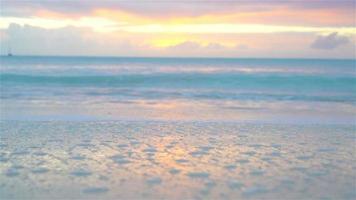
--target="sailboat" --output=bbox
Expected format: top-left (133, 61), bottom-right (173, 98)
top-left (7, 46), bottom-right (13, 56)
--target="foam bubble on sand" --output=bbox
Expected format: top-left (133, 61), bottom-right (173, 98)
top-left (11, 165), bottom-right (24, 170)
top-left (47, 139), bottom-right (63, 143)
top-left (317, 148), bottom-right (336, 153)
top-left (127, 151), bottom-right (134, 157)
top-left (70, 155), bottom-right (86, 160)
top-left (236, 159), bottom-right (249, 164)
top-left (242, 151), bottom-right (256, 156)
top-left (269, 151), bottom-right (281, 157)
top-left (11, 150), bottom-right (29, 156)
top-left (242, 185), bottom-right (268, 197)
top-left (110, 155), bottom-right (131, 165)
top-left (271, 144), bottom-right (282, 149)
top-left (70, 169), bottom-right (92, 177)
top-left (77, 143), bottom-right (95, 148)
top-left (31, 167), bottom-right (49, 174)
top-left (0, 156), bottom-right (9, 163)
top-left (99, 175), bottom-right (109, 181)
top-left (143, 147), bottom-right (157, 153)
top-left (291, 167), bottom-right (308, 172)
top-left (200, 180), bottom-right (217, 196)
top-left (33, 151), bottom-right (47, 156)
top-left (117, 144), bottom-right (129, 148)
top-left (5, 168), bottom-right (19, 177)
top-left (169, 168), bottom-right (181, 175)
top-left (250, 169), bottom-right (265, 176)
top-left (224, 164), bottom-right (237, 170)
top-left (145, 152), bottom-right (155, 157)
top-left (261, 157), bottom-right (272, 162)
top-left (187, 172), bottom-right (210, 179)
top-left (342, 190), bottom-right (356, 200)
top-left (146, 177), bottom-right (162, 186)
top-left (165, 145), bottom-right (174, 149)
top-left (190, 151), bottom-right (208, 157)
top-left (199, 188), bottom-right (211, 196)
top-left (199, 146), bottom-right (213, 151)
top-left (170, 141), bottom-right (178, 145)
top-left (308, 170), bottom-right (328, 177)
top-left (82, 186), bottom-right (109, 194)
top-left (205, 180), bottom-right (216, 188)
top-left (249, 144), bottom-right (264, 149)
top-left (279, 178), bottom-right (295, 187)
top-left (296, 155), bottom-right (314, 160)
top-left (130, 141), bottom-right (140, 145)
top-left (34, 160), bottom-right (46, 166)
top-left (175, 159), bottom-right (189, 164)
top-left (227, 180), bottom-right (243, 189)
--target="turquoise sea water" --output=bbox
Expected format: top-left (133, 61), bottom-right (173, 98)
top-left (0, 56), bottom-right (355, 123)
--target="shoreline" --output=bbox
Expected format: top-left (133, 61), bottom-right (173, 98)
top-left (1, 119), bottom-right (355, 126)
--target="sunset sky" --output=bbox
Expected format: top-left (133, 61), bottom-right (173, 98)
top-left (0, 0), bottom-right (355, 58)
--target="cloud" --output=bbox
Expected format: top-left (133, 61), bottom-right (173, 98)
top-left (205, 43), bottom-right (225, 50)
top-left (1, 0), bottom-right (354, 26)
top-left (311, 32), bottom-right (350, 50)
top-left (1, 23), bottom-right (355, 58)
top-left (2, 0), bottom-right (353, 16)
top-left (167, 41), bottom-right (229, 52)
top-left (1, 23), bottom-right (151, 56)
top-left (168, 41), bottom-right (201, 51)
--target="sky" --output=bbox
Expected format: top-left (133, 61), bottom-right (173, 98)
top-left (0, 0), bottom-right (355, 58)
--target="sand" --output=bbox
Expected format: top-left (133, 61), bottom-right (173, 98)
top-left (0, 121), bottom-right (355, 199)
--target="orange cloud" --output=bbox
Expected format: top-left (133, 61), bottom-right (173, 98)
top-left (36, 9), bottom-right (82, 19)
top-left (94, 9), bottom-right (154, 25)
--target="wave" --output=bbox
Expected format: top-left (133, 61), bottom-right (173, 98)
top-left (1, 73), bottom-right (355, 93)
top-left (2, 65), bottom-right (354, 77)
top-left (1, 57), bottom-right (355, 77)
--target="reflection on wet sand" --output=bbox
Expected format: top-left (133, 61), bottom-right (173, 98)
top-left (2, 98), bottom-right (355, 124)
top-left (0, 121), bottom-right (355, 199)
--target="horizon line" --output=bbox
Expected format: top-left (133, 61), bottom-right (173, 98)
top-left (1, 54), bottom-right (355, 61)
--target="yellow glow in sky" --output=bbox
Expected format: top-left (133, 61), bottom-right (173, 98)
top-left (151, 38), bottom-right (188, 47)
top-left (122, 24), bottom-right (356, 35)
top-left (1, 16), bottom-right (355, 36)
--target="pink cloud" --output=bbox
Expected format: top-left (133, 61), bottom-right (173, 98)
top-left (1, 0), bottom-right (354, 26)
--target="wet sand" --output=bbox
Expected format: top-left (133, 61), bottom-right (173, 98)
top-left (0, 121), bottom-right (355, 199)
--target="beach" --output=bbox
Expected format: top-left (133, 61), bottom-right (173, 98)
top-left (1, 121), bottom-right (355, 199)
top-left (0, 57), bottom-right (355, 199)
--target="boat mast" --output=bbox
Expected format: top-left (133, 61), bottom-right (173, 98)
top-left (7, 45), bottom-right (12, 56)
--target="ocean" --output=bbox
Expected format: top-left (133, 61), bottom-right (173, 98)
top-left (0, 56), bottom-right (355, 199)
top-left (0, 56), bottom-right (355, 123)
